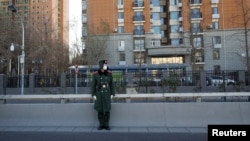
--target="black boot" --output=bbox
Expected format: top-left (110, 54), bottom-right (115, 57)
top-left (97, 112), bottom-right (104, 130)
top-left (104, 112), bottom-right (110, 130)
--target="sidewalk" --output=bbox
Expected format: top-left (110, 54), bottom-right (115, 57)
top-left (0, 126), bottom-right (207, 133)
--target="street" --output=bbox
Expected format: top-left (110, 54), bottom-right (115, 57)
top-left (0, 131), bottom-right (207, 141)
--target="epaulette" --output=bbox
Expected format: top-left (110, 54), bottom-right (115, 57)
top-left (93, 71), bottom-right (98, 75)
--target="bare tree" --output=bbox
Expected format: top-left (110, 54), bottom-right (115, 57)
top-left (181, 3), bottom-right (207, 72)
top-left (0, 7), bottom-right (22, 74)
top-left (82, 19), bottom-right (111, 71)
top-left (230, 0), bottom-right (250, 72)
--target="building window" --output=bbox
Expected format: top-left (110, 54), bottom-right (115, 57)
top-left (151, 12), bottom-right (160, 20)
top-left (82, 1), bottom-right (87, 9)
top-left (191, 8), bottom-right (201, 18)
top-left (212, 22), bottom-right (219, 29)
top-left (118, 12), bottom-right (124, 19)
top-left (213, 50), bottom-right (220, 60)
top-left (170, 11), bottom-right (179, 20)
top-left (134, 39), bottom-right (144, 50)
top-left (160, 6), bottom-right (166, 12)
top-left (170, 0), bottom-right (179, 6)
top-left (161, 30), bottom-right (166, 37)
top-left (160, 18), bottom-right (166, 24)
top-left (191, 23), bottom-right (200, 33)
top-left (151, 26), bottom-right (160, 34)
top-left (212, 36), bottom-right (221, 46)
top-left (195, 50), bottom-right (204, 62)
top-left (119, 40), bottom-right (125, 48)
top-left (151, 40), bottom-right (156, 47)
top-left (212, 7), bottom-right (218, 14)
top-left (118, 0), bottom-right (123, 5)
top-left (134, 0), bottom-right (144, 7)
top-left (190, 0), bottom-right (201, 4)
top-left (151, 0), bottom-right (159, 6)
top-left (120, 53), bottom-right (125, 61)
top-left (118, 26), bottom-right (124, 33)
top-left (152, 40), bottom-right (161, 46)
top-left (171, 25), bottom-right (180, 33)
top-left (82, 15), bottom-right (87, 23)
top-left (134, 11), bottom-right (144, 21)
top-left (171, 39), bottom-right (180, 45)
top-left (134, 52), bottom-right (145, 64)
top-left (151, 57), bottom-right (183, 64)
top-left (193, 37), bottom-right (202, 48)
top-left (134, 25), bottom-right (145, 35)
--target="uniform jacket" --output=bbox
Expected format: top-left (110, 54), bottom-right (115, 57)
top-left (91, 69), bottom-right (115, 112)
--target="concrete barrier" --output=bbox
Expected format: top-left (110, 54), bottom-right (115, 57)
top-left (0, 102), bottom-right (250, 127)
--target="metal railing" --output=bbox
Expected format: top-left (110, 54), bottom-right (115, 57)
top-left (2, 70), bottom-right (250, 94)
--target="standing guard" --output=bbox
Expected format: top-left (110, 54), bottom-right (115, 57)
top-left (91, 60), bottom-right (115, 130)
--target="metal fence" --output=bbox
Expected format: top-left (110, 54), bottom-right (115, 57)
top-left (34, 75), bottom-right (60, 87)
top-left (5, 70), bottom-right (247, 88)
top-left (6, 75), bottom-right (29, 88)
top-left (2, 70), bottom-right (250, 94)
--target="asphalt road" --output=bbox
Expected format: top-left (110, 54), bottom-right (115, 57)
top-left (0, 131), bottom-right (207, 141)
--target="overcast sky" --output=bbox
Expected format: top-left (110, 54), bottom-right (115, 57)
top-left (69, 0), bottom-right (82, 60)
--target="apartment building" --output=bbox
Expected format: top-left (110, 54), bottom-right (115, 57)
top-left (83, 0), bottom-right (250, 72)
top-left (0, 0), bottom-right (69, 74)
top-left (0, 0), bottom-right (69, 48)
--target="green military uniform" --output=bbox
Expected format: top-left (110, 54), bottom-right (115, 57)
top-left (91, 60), bottom-right (115, 130)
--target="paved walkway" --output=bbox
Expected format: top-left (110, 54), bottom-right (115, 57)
top-left (0, 126), bottom-right (208, 141)
top-left (0, 126), bottom-right (207, 133)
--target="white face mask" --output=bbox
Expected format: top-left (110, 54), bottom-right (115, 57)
top-left (103, 64), bottom-right (108, 70)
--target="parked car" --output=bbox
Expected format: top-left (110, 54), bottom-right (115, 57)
top-left (206, 75), bottom-right (235, 86)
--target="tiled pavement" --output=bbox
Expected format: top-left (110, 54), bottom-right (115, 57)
top-left (0, 126), bottom-right (207, 133)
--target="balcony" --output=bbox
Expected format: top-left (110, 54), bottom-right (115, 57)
top-left (133, 15), bottom-right (145, 23)
top-left (133, 29), bottom-right (145, 37)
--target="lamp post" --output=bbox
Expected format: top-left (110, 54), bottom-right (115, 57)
top-left (9, 4), bottom-right (25, 95)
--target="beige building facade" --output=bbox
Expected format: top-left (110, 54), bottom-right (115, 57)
top-left (83, 0), bottom-right (250, 72)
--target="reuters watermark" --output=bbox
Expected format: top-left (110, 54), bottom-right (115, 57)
top-left (208, 125), bottom-right (250, 140)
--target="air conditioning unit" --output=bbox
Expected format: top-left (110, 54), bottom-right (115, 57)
top-left (207, 24), bottom-right (213, 29)
top-left (178, 2), bottom-right (182, 7)
top-left (113, 28), bottom-right (117, 33)
top-left (179, 17), bottom-right (183, 21)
